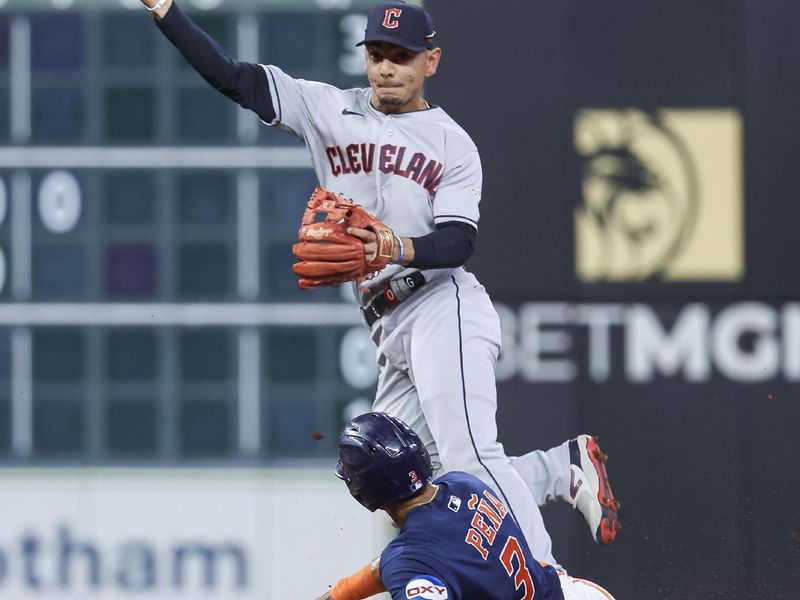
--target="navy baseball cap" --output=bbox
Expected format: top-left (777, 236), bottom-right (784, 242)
top-left (356, 2), bottom-right (436, 52)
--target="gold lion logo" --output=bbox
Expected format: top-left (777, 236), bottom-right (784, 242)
top-left (574, 109), bottom-right (743, 282)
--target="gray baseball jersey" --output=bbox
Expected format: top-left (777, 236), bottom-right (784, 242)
top-left (262, 65), bottom-right (482, 286)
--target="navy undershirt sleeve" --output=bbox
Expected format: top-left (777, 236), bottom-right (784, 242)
top-left (156, 2), bottom-right (275, 122)
top-left (409, 222), bottom-right (477, 269)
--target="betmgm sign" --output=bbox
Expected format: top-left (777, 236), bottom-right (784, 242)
top-left (495, 301), bottom-right (800, 384)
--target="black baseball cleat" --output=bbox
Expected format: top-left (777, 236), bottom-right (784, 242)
top-left (567, 435), bottom-right (621, 544)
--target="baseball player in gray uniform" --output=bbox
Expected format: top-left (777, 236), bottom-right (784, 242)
top-left (140, 0), bottom-right (620, 569)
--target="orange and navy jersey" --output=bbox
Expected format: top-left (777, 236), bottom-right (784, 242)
top-left (379, 472), bottom-right (563, 600)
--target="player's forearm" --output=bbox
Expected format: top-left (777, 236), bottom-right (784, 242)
top-left (408, 221), bottom-right (477, 269)
top-left (323, 559), bottom-right (385, 600)
top-left (148, 0), bottom-right (276, 122)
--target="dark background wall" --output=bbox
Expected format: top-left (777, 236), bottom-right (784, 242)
top-left (426, 1), bottom-right (800, 598)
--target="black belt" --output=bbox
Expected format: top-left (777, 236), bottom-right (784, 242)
top-left (360, 271), bottom-right (427, 327)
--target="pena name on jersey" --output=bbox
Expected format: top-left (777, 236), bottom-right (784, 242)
top-left (379, 471), bottom-right (564, 600)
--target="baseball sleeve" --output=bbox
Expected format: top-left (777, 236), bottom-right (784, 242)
top-left (261, 65), bottom-right (341, 140)
top-left (155, 2), bottom-right (275, 122)
top-left (431, 149), bottom-right (482, 230)
top-left (409, 222), bottom-right (477, 269)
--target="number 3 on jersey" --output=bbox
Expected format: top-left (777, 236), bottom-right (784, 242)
top-left (499, 536), bottom-right (535, 600)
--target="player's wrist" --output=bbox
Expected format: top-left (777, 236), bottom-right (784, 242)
top-left (393, 235), bottom-right (405, 264)
top-left (142, 0), bottom-right (173, 20)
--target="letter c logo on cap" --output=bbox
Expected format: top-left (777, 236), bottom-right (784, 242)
top-left (383, 8), bottom-right (402, 29)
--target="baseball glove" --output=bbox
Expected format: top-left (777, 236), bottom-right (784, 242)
top-left (292, 187), bottom-right (396, 289)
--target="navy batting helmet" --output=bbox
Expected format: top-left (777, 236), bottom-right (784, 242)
top-left (336, 412), bottom-right (433, 512)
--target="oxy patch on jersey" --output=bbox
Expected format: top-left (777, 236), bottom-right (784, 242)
top-left (405, 575), bottom-right (449, 599)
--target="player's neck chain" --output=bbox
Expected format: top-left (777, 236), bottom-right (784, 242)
top-left (417, 484), bottom-right (440, 506)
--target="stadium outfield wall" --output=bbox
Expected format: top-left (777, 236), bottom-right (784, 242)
top-left (0, 468), bottom-right (391, 599)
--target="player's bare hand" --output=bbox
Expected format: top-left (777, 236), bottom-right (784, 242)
top-left (347, 227), bottom-right (381, 262)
